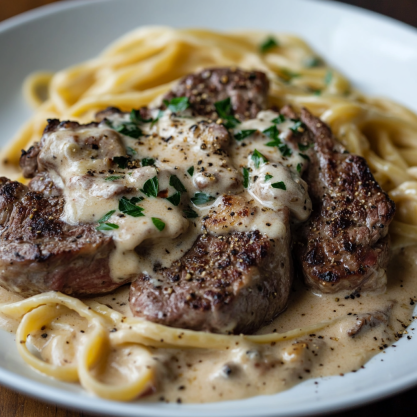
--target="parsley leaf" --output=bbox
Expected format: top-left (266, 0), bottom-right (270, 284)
top-left (243, 167), bottom-right (249, 188)
top-left (234, 129), bottom-right (257, 141)
top-left (272, 114), bottom-right (286, 124)
top-left (169, 175), bottom-right (186, 193)
top-left (251, 149), bottom-right (268, 168)
top-left (281, 69), bottom-right (301, 81)
top-left (105, 175), bottom-right (123, 181)
top-left (96, 222), bottom-right (119, 231)
top-left (304, 56), bottom-right (322, 68)
top-left (163, 97), bottom-right (190, 113)
top-left (299, 153), bottom-right (310, 161)
top-left (297, 163), bottom-right (302, 173)
top-left (191, 192), bottom-right (215, 205)
top-left (183, 208), bottom-right (198, 218)
top-left (260, 36), bottom-right (279, 53)
top-left (115, 122), bottom-right (142, 139)
top-left (271, 181), bottom-right (286, 190)
top-left (126, 147), bottom-right (136, 156)
top-left (113, 156), bottom-right (130, 169)
top-left (290, 119), bottom-right (306, 134)
top-left (166, 191), bottom-right (181, 206)
top-left (298, 142), bottom-right (313, 151)
top-left (263, 125), bottom-right (280, 140)
top-left (130, 109), bottom-right (152, 124)
top-left (325, 70), bottom-right (333, 86)
top-left (142, 158), bottom-right (155, 167)
top-left (140, 176), bottom-right (159, 198)
top-left (265, 174), bottom-right (273, 181)
top-left (214, 98), bottom-right (240, 129)
top-left (151, 217), bottom-right (165, 231)
top-left (119, 196), bottom-right (145, 217)
top-left (187, 166), bottom-right (194, 176)
top-left (97, 210), bottom-right (115, 224)
top-left (151, 109), bottom-right (164, 127)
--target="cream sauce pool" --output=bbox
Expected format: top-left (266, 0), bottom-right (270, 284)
top-left (0, 108), bottom-right (415, 403)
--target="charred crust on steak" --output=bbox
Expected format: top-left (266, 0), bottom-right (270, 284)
top-left (294, 107), bottom-right (395, 293)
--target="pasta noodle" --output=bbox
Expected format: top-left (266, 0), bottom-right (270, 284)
top-left (1, 26), bottom-right (417, 401)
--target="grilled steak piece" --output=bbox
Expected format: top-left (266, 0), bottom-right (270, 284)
top-left (0, 177), bottom-right (122, 297)
top-left (130, 196), bottom-right (292, 334)
top-left (295, 108), bottom-right (395, 293)
top-left (163, 67), bottom-right (269, 121)
top-left (20, 142), bottom-right (40, 178)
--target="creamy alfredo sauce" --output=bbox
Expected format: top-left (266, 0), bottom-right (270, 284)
top-left (0, 108), bottom-right (416, 403)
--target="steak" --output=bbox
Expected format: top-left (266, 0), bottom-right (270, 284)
top-left (163, 67), bottom-right (269, 120)
top-left (129, 195), bottom-right (292, 334)
top-left (294, 108), bottom-right (395, 293)
top-left (0, 177), bottom-right (120, 297)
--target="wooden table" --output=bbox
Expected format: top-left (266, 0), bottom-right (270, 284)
top-left (1, 0), bottom-right (417, 416)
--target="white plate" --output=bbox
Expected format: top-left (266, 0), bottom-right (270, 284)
top-left (0, 0), bottom-right (417, 416)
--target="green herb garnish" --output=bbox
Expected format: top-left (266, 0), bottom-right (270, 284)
top-left (243, 167), bottom-right (250, 189)
top-left (96, 222), bottom-right (119, 231)
top-left (234, 129), bottom-right (257, 141)
top-left (141, 158), bottom-right (155, 167)
top-left (263, 125), bottom-right (293, 157)
top-left (163, 97), bottom-right (190, 113)
top-left (191, 192), bottom-right (215, 205)
top-left (298, 142), bottom-right (313, 151)
top-left (272, 114), bottom-right (286, 124)
top-left (113, 156), bottom-right (130, 169)
top-left (297, 163), bottom-right (302, 173)
top-left (140, 176), bottom-right (159, 198)
top-left (166, 191), bottom-right (181, 206)
top-left (281, 69), bottom-right (301, 81)
top-left (126, 147), bottom-right (136, 156)
top-left (150, 110), bottom-right (164, 127)
top-left (265, 174), bottom-right (273, 181)
top-left (169, 175), bottom-right (186, 193)
top-left (299, 153), bottom-right (310, 161)
top-left (214, 97), bottom-right (240, 129)
top-left (114, 122), bottom-right (142, 139)
top-left (325, 70), bottom-right (333, 86)
top-left (304, 57), bottom-right (322, 68)
top-left (130, 109), bottom-right (152, 124)
top-left (183, 208), bottom-right (198, 218)
top-left (251, 149), bottom-right (268, 168)
top-left (105, 175), bottom-right (123, 181)
top-left (260, 36), bottom-right (279, 53)
top-left (271, 181), bottom-right (286, 190)
top-left (97, 210), bottom-right (115, 224)
top-left (151, 217), bottom-right (165, 231)
top-left (187, 166), bottom-right (194, 176)
top-left (119, 196), bottom-right (145, 217)
top-left (290, 119), bottom-right (306, 134)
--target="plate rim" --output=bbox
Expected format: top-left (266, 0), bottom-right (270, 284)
top-left (0, 0), bottom-right (417, 416)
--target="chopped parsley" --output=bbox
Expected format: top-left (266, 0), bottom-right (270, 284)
top-left (290, 119), bottom-right (306, 134)
top-left (260, 36), bottom-right (279, 53)
top-left (297, 163), bottom-right (302, 173)
top-left (119, 196), bottom-right (145, 217)
top-left (243, 167), bottom-right (250, 188)
top-left (105, 175), bottom-right (123, 181)
top-left (191, 192), bottom-right (215, 205)
top-left (187, 166), bottom-right (194, 176)
top-left (263, 125), bottom-right (292, 157)
top-left (271, 181), bottom-right (286, 190)
top-left (299, 153), bottom-right (310, 161)
top-left (141, 158), bottom-right (155, 167)
top-left (325, 70), bottom-right (333, 86)
top-left (113, 156), bottom-right (130, 169)
top-left (151, 217), bottom-right (165, 231)
top-left (163, 96), bottom-right (190, 113)
top-left (298, 142), bottom-right (314, 151)
top-left (126, 147), bottom-right (136, 156)
top-left (251, 149), bottom-right (268, 168)
top-left (214, 97), bottom-right (240, 129)
top-left (304, 56), bottom-right (322, 68)
top-left (130, 109), bottom-right (152, 124)
top-left (281, 69), bottom-right (301, 81)
top-left (109, 120), bottom-right (142, 139)
top-left (272, 114), bottom-right (286, 124)
top-left (96, 210), bottom-right (119, 231)
top-left (151, 110), bottom-right (164, 127)
top-left (234, 129), bottom-right (257, 141)
top-left (183, 208), bottom-right (198, 218)
top-left (169, 175), bottom-right (186, 193)
top-left (140, 176), bottom-right (159, 198)
top-left (166, 191), bottom-right (181, 206)
top-left (265, 174), bottom-right (273, 181)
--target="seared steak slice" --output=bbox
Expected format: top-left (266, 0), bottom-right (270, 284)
top-left (130, 196), bottom-right (292, 334)
top-left (0, 177), bottom-right (121, 297)
top-left (163, 68), bottom-right (269, 120)
top-left (20, 142), bottom-right (40, 178)
top-left (295, 108), bottom-right (395, 293)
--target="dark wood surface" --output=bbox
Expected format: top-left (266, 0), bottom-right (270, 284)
top-left (0, 0), bottom-right (417, 416)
